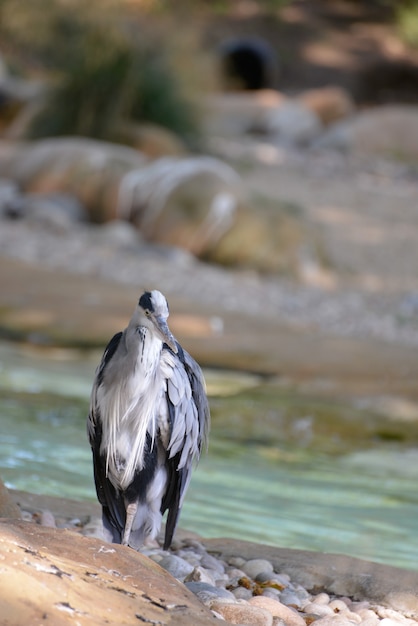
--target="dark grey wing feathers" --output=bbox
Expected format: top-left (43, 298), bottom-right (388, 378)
top-left (87, 331), bottom-right (125, 541)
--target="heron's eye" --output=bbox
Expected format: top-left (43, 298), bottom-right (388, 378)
top-left (144, 309), bottom-right (151, 316)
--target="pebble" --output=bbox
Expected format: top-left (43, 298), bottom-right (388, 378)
top-left (212, 600), bottom-right (274, 626)
top-left (40, 509), bottom-right (56, 528)
top-left (243, 559), bottom-right (275, 579)
top-left (314, 616), bottom-right (361, 626)
top-left (329, 600), bottom-right (350, 613)
top-left (184, 582), bottom-right (236, 607)
top-left (279, 590), bottom-right (305, 608)
top-left (184, 565), bottom-right (217, 586)
top-left (303, 602), bottom-right (334, 617)
top-left (232, 586), bottom-right (253, 601)
top-left (249, 596), bottom-right (306, 626)
top-left (23, 506), bottom-right (416, 626)
top-left (158, 554), bottom-right (194, 579)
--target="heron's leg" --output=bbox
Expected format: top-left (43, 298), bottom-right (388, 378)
top-left (122, 501), bottom-right (138, 546)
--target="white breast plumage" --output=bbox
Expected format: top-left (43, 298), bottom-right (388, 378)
top-left (99, 335), bottom-right (164, 491)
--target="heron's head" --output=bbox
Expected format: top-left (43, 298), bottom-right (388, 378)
top-left (136, 290), bottom-right (178, 353)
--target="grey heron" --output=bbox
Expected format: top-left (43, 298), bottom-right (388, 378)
top-left (87, 290), bottom-right (210, 550)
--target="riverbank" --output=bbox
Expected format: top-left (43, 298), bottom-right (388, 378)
top-left (3, 487), bottom-right (418, 625)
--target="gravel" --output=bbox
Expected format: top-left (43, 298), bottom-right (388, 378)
top-left (25, 505), bottom-right (414, 626)
top-left (1, 206), bottom-right (418, 349)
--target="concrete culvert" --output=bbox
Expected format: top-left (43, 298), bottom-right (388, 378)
top-left (219, 37), bottom-right (278, 91)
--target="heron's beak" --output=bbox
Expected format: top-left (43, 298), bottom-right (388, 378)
top-left (154, 316), bottom-right (178, 353)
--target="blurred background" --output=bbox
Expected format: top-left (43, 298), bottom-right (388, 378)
top-left (1, 0), bottom-right (418, 570)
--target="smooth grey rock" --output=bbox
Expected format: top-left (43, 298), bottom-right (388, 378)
top-left (280, 590), bottom-right (306, 608)
top-left (201, 552), bottom-right (226, 574)
top-left (232, 586), bottom-right (253, 600)
top-left (185, 582), bottom-right (236, 606)
top-left (158, 554), bottom-right (194, 580)
top-left (242, 558), bottom-right (274, 580)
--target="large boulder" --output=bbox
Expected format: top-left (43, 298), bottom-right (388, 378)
top-left (119, 156), bottom-right (240, 256)
top-left (207, 198), bottom-right (323, 277)
top-left (0, 137), bottom-right (241, 256)
top-left (0, 137), bottom-right (147, 222)
top-left (318, 105), bottom-right (418, 160)
top-left (0, 519), bottom-right (216, 626)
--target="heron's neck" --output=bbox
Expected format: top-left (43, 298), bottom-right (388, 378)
top-left (135, 326), bottom-right (162, 378)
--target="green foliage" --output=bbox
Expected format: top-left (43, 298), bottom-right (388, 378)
top-left (0, 0), bottom-right (201, 144)
top-left (397, 1), bottom-right (418, 48)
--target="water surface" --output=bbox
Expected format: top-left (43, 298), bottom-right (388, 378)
top-left (1, 341), bottom-right (418, 570)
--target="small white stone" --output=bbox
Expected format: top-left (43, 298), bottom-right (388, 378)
top-left (184, 566), bottom-right (216, 586)
top-left (312, 593), bottom-right (330, 605)
top-left (303, 602), bottom-right (334, 617)
top-left (249, 596), bottom-right (306, 626)
top-left (329, 599), bottom-right (350, 613)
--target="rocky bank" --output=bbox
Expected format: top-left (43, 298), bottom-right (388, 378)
top-left (2, 486), bottom-right (418, 626)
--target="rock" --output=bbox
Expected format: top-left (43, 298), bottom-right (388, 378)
top-left (312, 593), bottom-right (331, 605)
top-left (120, 155), bottom-right (240, 257)
top-left (355, 609), bottom-right (380, 625)
top-left (232, 586), bottom-right (253, 600)
top-left (0, 477), bottom-right (21, 519)
top-left (249, 596), bottom-right (306, 626)
top-left (40, 509), bottom-right (56, 528)
top-left (184, 566), bottom-right (217, 586)
top-left (0, 137), bottom-right (147, 223)
top-left (280, 590), bottom-right (305, 608)
top-left (202, 90), bottom-right (287, 137)
top-left (200, 551), bottom-right (226, 573)
top-left (329, 599), bottom-right (350, 613)
top-left (207, 194), bottom-right (322, 276)
top-left (0, 179), bottom-right (22, 217)
top-left (158, 554), bottom-right (195, 580)
top-left (298, 86), bottom-right (355, 126)
top-left (185, 582), bottom-right (236, 606)
top-left (318, 105), bottom-right (418, 161)
top-left (0, 519), bottom-right (215, 625)
top-left (24, 193), bottom-right (87, 232)
top-left (203, 538), bottom-right (418, 609)
top-left (385, 593), bottom-right (418, 618)
top-left (266, 100), bottom-right (323, 146)
top-left (242, 558), bottom-right (274, 579)
top-left (211, 600), bottom-right (274, 626)
top-left (314, 616), bottom-right (361, 626)
top-left (303, 602), bottom-right (334, 617)
top-left (228, 556), bottom-right (246, 568)
top-left (0, 138), bottom-right (241, 258)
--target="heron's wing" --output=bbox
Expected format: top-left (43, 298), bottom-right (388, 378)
top-left (87, 331), bottom-right (123, 445)
top-left (160, 343), bottom-right (210, 548)
top-left (87, 332), bottom-right (126, 541)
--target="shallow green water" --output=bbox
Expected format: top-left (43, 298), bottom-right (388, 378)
top-left (1, 341), bottom-right (418, 571)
